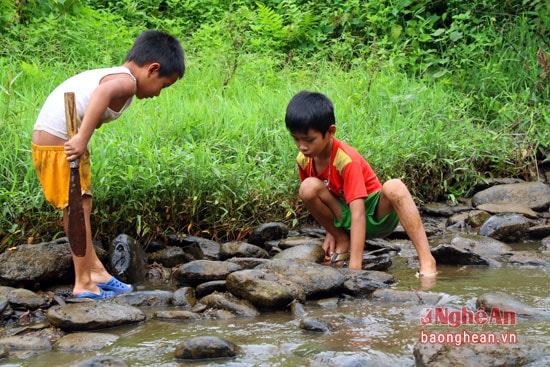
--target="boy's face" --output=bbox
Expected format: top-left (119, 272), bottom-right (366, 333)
top-left (136, 63), bottom-right (179, 99)
top-left (290, 126), bottom-right (335, 158)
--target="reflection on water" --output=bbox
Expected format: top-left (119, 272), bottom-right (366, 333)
top-left (3, 259), bottom-right (549, 367)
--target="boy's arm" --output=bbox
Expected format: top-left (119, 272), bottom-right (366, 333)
top-left (64, 75), bottom-right (136, 161)
top-left (348, 198), bottom-right (366, 270)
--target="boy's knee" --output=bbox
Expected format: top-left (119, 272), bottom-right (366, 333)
top-left (299, 177), bottom-right (325, 200)
top-left (382, 178), bottom-right (407, 191)
top-left (382, 179), bottom-right (409, 198)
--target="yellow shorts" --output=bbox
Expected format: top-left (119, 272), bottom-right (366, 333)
top-left (31, 143), bottom-right (92, 209)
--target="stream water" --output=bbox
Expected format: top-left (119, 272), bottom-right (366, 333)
top-left (1, 242), bottom-right (549, 367)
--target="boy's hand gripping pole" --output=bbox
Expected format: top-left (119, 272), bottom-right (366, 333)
top-left (64, 92), bottom-right (86, 257)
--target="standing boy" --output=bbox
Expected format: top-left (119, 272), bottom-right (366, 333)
top-left (285, 91), bottom-right (437, 285)
top-left (32, 30), bottom-right (185, 299)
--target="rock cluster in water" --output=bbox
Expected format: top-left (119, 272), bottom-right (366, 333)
top-left (0, 179), bottom-right (549, 365)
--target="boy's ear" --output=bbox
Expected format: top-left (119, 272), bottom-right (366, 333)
top-left (147, 62), bottom-right (161, 75)
top-left (328, 124), bottom-right (337, 135)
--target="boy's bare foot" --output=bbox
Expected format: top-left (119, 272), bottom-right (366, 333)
top-left (417, 274), bottom-right (437, 291)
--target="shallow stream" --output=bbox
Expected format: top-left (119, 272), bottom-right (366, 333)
top-left (2, 242), bottom-right (549, 367)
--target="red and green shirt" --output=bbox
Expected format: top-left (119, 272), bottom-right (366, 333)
top-left (297, 138), bottom-right (382, 204)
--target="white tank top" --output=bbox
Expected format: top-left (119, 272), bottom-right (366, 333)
top-left (34, 66), bottom-right (136, 139)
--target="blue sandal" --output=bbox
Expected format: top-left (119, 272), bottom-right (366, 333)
top-left (73, 289), bottom-right (115, 300)
top-left (97, 277), bottom-right (133, 293)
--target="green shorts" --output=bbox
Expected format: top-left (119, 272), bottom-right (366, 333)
top-left (334, 190), bottom-right (399, 239)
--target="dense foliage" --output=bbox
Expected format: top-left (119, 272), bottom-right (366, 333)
top-left (1, 0), bottom-right (548, 250)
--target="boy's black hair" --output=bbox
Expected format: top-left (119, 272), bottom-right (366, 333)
top-left (125, 30), bottom-right (185, 79)
top-left (285, 91), bottom-right (335, 136)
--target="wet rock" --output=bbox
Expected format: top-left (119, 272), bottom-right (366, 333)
top-left (7, 288), bottom-right (49, 310)
top-left (226, 257), bottom-right (271, 269)
top-left (339, 269), bottom-right (394, 295)
top-left (310, 351), bottom-right (403, 367)
top-left (220, 241), bottom-right (270, 260)
top-left (46, 302), bottom-right (146, 331)
top-left (111, 290), bottom-right (173, 308)
top-left (290, 300), bottom-right (307, 318)
top-left (144, 262), bottom-right (171, 282)
top-left (361, 251), bottom-right (392, 271)
top-left (414, 339), bottom-right (549, 367)
top-left (108, 234), bottom-right (147, 284)
top-left (198, 291), bottom-right (260, 317)
top-left (371, 289), bottom-right (442, 305)
top-left (172, 260), bottom-right (241, 287)
top-left (0, 335), bottom-right (52, 350)
top-left (297, 227), bottom-right (326, 238)
top-left (467, 210), bottom-right (492, 228)
top-left (364, 238), bottom-right (401, 252)
top-left (529, 223), bottom-right (550, 239)
top-left (195, 280), bottom-right (227, 298)
top-left (273, 243), bottom-right (325, 262)
top-left (278, 236), bottom-right (324, 250)
top-left (478, 214), bottom-right (530, 242)
top-left (474, 177), bottom-right (525, 191)
top-left (171, 235), bottom-right (220, 260)
top-left (421, 202), bottom-right (470, 217)
top-left (147, 246), bottom-right (189, 268)
top-left (205, 309), bottom-right (237, 320)
top-left (0, 240), bottom-right (73, 289)
top-left (431, 233), bottom-right (512, 266)
top-left (172, 287), bottom-right (196, 308)
top-left (472, 181), bottom-right (550, 211)
top-left (506, 251), bottom-right (550, 268)
top-left (315, 297), bottom-right (339, 308)
top-left (174, 335), bottom-right (243, 360)
top-left (226, 269), bottom-right (306, 309)
top-left (54, 332), bottom-right (119, 351)
top-left (445, 212), bottom-right (470, 231)
top-left (476, 203), bottom-right (540, 219)
top-left (476, 292), bottom-right (550, 318)
top-left (299, 316), bottom-right (332, 333)
top-left (75, 356), bottom-right (130, 367)
top-left (247, 222), bottom-right (288, 247)
top-left (152, 310), bottom-right (201, 321)
top-left (258, 259), bottom-right (346, 298)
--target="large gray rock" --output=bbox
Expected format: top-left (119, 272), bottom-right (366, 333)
top-left (371, 289), bottom-right (442, 305)
top-left (54, 332), bottom-right (119, 352)
top-left (472, 181), bottom-right (550, 211)
top-left (198, 292), bottom-right (259, 318)
top-left (273, 243), bottom-right (325, 262)
top-left (46, 302), bottom-right (146, 331)
top-left (339, 269), bottom-right (394, 295)
top-left (174, 336), bottom-right (243, 360)
top-left (476, 292), bottom-right (550, 318)
top-left (226, 269), bottom-right (306, 309)
top-left (111, 290), bottom-right (173, 308)
top-left (172, 260), bottom-right (241, 287)
top-left (258, 259), bottom-right (346, 298)
top-left (431, 234), bottom-right (512, 267)
top-left (108, 234), bottom-right (147, 284)
top-left (478, 213), bottom-right (530, 242)
top-left (0, 240), bottom-right (73, 289)
top-left (247, 222), bottom-right (289, 247)
top-left (219, 241), bottom-right (270, 260)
